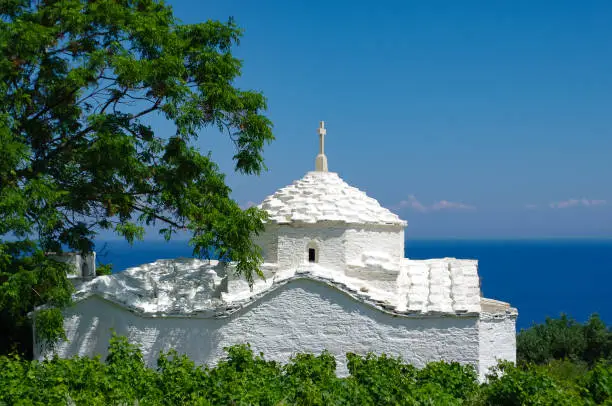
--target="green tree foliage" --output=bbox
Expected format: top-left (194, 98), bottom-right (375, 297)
top-left (94, 262), bottom-right (112, 276)
top-left (0, 240), bottom-right (73, 356)
top-left (582, 360), bottom-right (612, 404)
top-left (517, 314), bottom-right (612, 366)
top-left (0, 0), bottom-right (273, 354)
top-left (511, 313), bottom-right (612, 405)
top-left (346, 352), bottom-right (479, 405)
top-left (1, 335), bottom-right (610, 405)
top-left (481, 361), bottom-right (585, 406)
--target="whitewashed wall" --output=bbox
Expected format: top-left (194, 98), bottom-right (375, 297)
top-left (252, 226), bottom-right (278, 263)
top-left (276, 227), bottom-right (346, 272)
top-left (478, 313), bottom-right (517, 381)
top-left (51, 252), bottom-right (96, 278)
top-left (260, 224), bottom-right (405, 273)
top-left (344, 227), bottom-right (404, 269)
top-left (40, 279), bottom-right (484, 376)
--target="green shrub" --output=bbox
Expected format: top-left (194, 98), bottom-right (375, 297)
top-left (95, 263), bottom-right (113, 276)
top-left (416, 360), bottom-right (479, 400)
top-left (517, 314), bottom-right (611, 366)
top-left (581, 360), bottom-right (612, 405)
top-left (204, 344), bottom-right (284, 405)
top-left (481, 361), bottom-right (585, 406)
top-left (346, 352), bottom-right (417, 404)
top-left (1, 318), bottom-right (611, 406)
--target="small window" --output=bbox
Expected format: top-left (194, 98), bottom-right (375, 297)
top-left (308, 248), bottom-right (316, 263)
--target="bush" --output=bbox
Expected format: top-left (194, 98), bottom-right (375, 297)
top-left (517, 313), bottom-right (611, 366)
top-left (1, 313), bottom-right (611, 405)
top-left (481, 361), bottom-right (585, 406)
top-left (346, 352), bottom-right (417, 403)
top-left (581, 360), bottom-right (612, 405)
top-left (1, 342), bottom-right (609, 405)
top-left (416, 360), bottom-right (479, 400)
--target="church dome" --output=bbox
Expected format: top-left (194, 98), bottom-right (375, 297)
top-left (259, 171), bottom-right (407, 226)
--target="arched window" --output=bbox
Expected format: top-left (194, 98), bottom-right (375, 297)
top-left (306, 240), bottom-right (319, 263)
top-left (308, 248), bottom-right (316, 262)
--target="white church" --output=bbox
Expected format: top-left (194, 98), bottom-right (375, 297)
top-left (35, 122), bottom-right (517, 380)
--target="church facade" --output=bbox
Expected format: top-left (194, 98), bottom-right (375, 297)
top-left (34, 122), bottom-right (517, 381)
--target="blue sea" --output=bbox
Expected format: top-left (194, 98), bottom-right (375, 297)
top-left (96, 238), bottom-right (612, 331)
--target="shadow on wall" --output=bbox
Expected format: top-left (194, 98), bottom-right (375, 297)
top-left (46, 279), bottom-right (480, 375)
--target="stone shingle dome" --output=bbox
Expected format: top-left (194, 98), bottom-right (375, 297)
top-left (259, 171), bottom-right (407, 226)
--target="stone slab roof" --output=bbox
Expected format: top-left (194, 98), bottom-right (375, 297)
top-left (259, 171), bottom-right (406, 226)
top-left (66, 258), bottom-right (516, 319)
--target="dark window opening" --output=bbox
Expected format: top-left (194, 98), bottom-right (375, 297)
top-left (308, 248), bottom-right (316, 263)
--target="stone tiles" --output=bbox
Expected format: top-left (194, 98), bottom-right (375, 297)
top-left (259, 171), bottom-right (406, 226)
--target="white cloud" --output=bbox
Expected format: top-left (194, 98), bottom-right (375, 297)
top-left (431, 200), bottom-right (475, 211)
top-left (396, 195), bottom-right (429, 212)
top-left (549, 199), bottom-right (607, 209)
top-left (395, 195), bottom-right (475, 213)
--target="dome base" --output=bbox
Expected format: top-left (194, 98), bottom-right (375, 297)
top-left (315, 154), bottom-right (328, 172)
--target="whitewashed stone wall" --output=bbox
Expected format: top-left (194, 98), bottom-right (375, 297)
top-left (252, 226), bottom-right (278, 263)
top-left (344, 227), bottom-right (404, 270)
top-left (478, 312), bottom-right (518, 381)
top-left (39, 280), bottom-right (482, 376)
top-left (50, 252), bottom-right (96, 278)
top-left (276, 226), bottom-right (346, 272)
top-left (256, 224), bottom-right (405, 274)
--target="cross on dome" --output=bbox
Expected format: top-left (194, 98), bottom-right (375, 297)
top-left (315, 121), bottom-right (328, 172)
top-left (318, 121), bottom-right (327, 138)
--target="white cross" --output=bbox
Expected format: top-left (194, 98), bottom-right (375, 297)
top-left (317, 121), bottom-right (326, 155)
top-left (318, 121), bottom-right (327, 137)
top-left (315, 120), bottom-right (328, 171)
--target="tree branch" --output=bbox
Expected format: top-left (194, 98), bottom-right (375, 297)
top-left (132, 97), bottom-right (162, 119)
top-left (131, 203), bottom-right (185, 229)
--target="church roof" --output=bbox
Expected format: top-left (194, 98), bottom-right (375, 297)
top-left (259, 171), bottom-right (407, 226)
top-left (65, 258), bottom-right (516, 318)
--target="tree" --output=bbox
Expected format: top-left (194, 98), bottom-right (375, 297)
top-left (517, 313), bottom-right (611, 366)
top-left (0, 0), bottom-right (273, 355)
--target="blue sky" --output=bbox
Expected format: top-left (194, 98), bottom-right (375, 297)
top-left (150, 0), bottom-right (612, 238)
